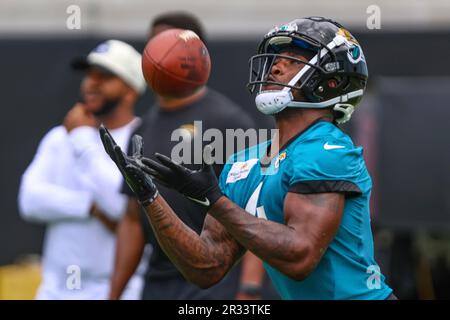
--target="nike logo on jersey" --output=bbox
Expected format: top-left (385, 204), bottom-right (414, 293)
top-left (186, 196), bottom-right (210, 207)
top-left (323, 142), bottom-right (345, 150)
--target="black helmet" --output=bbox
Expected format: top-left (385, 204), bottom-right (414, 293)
top-left (247, 17), bottom-right (368, 123)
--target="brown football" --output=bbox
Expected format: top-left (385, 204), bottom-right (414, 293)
top-left (142, 28), bottom-right (211, 98)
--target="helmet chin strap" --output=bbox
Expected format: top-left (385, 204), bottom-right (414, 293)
top-left (255, 90), bottom-right (293, 115)
top-left (255, 34), bottom-right (352, 116)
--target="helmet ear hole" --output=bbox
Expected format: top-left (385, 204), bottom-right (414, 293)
top-left (328, 79), bottom-right (338, 88)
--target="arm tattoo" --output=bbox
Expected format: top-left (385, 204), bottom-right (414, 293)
top-left (211, 197), bottom-right (309, 272)
top-left (304, 193), bottom-right (342, 213)
top-left (143, 195), bottom-right (244, 287)
top-left (209, 192), bottom-right (344, 279)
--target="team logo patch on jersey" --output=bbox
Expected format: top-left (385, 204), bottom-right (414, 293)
top-left (226, 159), bottom-right (259, 184)
top-left (274, 151), bottom-right (287, 169)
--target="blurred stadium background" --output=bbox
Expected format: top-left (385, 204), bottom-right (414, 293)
top-left (0, 0), bottom-right (449, 299)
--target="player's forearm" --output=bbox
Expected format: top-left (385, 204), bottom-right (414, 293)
top-left (143, 195), bottom-right (229, 288)
top-left (109, 212), bottom-right (145, 300)
top-left (237, 251), bottom-right (266, 299)
top-left (99, 127), bottom-right (236, 287)
top-left (240, 251), bottom-right (265, 286)
top-left (210, 196), bottom-right (311, 280)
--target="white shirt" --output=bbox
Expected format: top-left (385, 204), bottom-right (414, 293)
top-left (18, 118), bottom-right (145, 299)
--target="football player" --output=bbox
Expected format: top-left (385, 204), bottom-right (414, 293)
top-left (100, 17), bottom-right (394, 300)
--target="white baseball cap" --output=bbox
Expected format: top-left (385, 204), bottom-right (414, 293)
top-left (72, 40), bottom-right (146, 94)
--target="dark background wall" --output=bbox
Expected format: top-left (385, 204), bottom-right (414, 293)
top-left (1, 31), bottom-right (450, 265)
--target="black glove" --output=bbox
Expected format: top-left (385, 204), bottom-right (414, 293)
top-left (99, 125), bottom-right (158, 206)
top-left (137, 146), bottom-right (223, 207)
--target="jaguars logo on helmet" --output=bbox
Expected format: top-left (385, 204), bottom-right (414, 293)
top-left (247, 17), bottom-right (368, 124)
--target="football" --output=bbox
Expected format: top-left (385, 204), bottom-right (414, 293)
top-left (142, 28), bottom-right (211, 98)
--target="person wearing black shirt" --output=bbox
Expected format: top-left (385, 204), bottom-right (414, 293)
top-left (109, 13), bottom-right (255, 300)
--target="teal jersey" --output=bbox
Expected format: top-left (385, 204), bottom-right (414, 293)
top-left (219, 121), bottom-right (392, 300)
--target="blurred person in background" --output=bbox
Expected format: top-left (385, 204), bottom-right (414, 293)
top-left (108, 11), bottom-right (266, 300)
top-left (18, 40), bottom-right (147, 299)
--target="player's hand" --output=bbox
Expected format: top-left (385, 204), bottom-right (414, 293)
top-left (64, 103), bottom-right (98, 132)
top-left (138, 146), bottom-right (223, 207)
top-left (99, 125), bottom-right (158, 206)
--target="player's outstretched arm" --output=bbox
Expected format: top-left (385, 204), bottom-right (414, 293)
top-left (210, 192), bottom-right (344, 281)
top-left (99, 125), bottom-right (244, 288)
top-left (109, 198), bottom-right (145, 300)
top-left (143, 196), bottom-right (245, 288)
top-left (143, 149), bottom-right (345, 281)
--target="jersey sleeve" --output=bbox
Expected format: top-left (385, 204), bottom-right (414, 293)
top-left (286, 136), bottom-right (364, 197)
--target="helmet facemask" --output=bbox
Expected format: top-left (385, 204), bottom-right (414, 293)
top-left (248, 35), bottom-right (326, 115)
top-left (247, 24), bottom-right (368, 123)
top-left (248, 43), bottom-right (320, 93)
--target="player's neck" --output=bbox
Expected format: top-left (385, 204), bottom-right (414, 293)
top-left (158, 87), bottom-right (207, 111)
top-left (98, 103), bottom-right (136, 129)
top-left (274, 109), bottom-right (333, 149)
